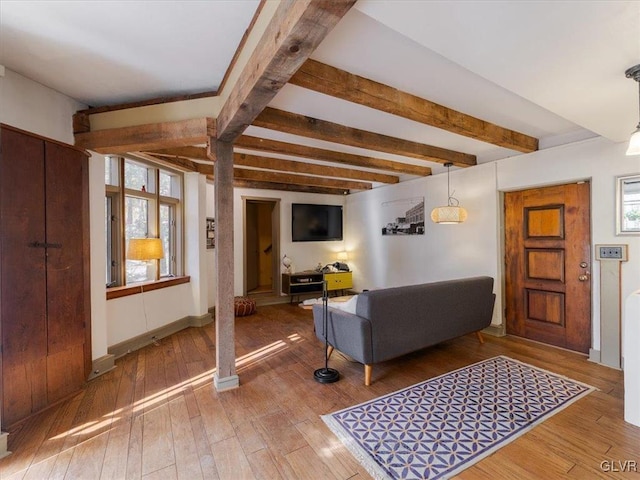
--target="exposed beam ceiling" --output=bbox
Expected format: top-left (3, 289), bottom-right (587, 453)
top-left (216, 0), bottom-right (356, 142)
top-left (144, 153), bottom-right (370, 194)
top-left (149, 147), bottom-right (398, 184)
top-left (253, 107), bottom-right (477, 167)
top-left (290, 59), bottom-right (538, 153)
top-left (153, 137), bottom-right (431, 177)
top-left (229, 179), bottom-right (348, 196)
top-left (233, 167), bottom-right (371, 191)
top-left (234, 152), bottom-right (397, 184)
top-left (234, 135), bottom-right (432, 176)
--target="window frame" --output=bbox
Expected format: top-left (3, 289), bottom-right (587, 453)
top-left (105, 156), bottom-right (184, 288)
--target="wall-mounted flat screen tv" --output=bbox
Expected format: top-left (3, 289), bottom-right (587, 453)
top-left (292, 203), bottom-right (343, 242)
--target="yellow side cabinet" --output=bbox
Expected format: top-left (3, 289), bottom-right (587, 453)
top-left (324, 271), bottom-right (353, 292)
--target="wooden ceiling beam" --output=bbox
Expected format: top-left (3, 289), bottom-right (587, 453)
top-left (217, 0), bottom-right (356, 142)
top-left (233, 168), bottom-right (371, 191)
top-left (230, 178), bottom-right (348, 195)
top-left (235, 135), bottom-right (432, 176)
top-left (234, 152), bottom-right (398, 184)
top-left (253, 107), bottom-right (476, 167)
top-left (149, 147), bottom-right (398, 184)
top-left (75, 118), bottom-right (215, 154)
top-left (153, 138), bottom-right (431, 177)
top-left (290, 59), bottom-right (539, 153)
top-left (134, 153), bottom-right (200, 172)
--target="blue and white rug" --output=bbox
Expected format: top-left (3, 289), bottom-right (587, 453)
top-left (322, 355), bottom-right (595, 480)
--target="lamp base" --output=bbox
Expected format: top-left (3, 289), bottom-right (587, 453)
top-left (313, 367), bottom-right (340, 384)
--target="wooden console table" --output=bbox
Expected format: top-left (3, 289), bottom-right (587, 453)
top-left (282, 271), bottom-right (353, 302)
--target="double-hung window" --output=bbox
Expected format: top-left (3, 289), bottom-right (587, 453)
top-left (105, 156), bottom-right (183, 287)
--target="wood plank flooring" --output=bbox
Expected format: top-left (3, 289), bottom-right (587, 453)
top-left (1, 304), bottom-right (639, 479)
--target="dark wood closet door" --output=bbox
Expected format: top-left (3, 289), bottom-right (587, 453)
top-left (44, 142), bottom-right (89, 403)
top-left (1, 126), bottom-right (90, 428)
top-left (0, 128), bottom-right (49, 426)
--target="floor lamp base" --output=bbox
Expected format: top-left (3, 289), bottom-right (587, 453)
top-left (313, 367), bottom-right (340, 384)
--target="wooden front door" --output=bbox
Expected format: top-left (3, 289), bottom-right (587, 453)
top-left (505, 182), bottom-right (591, 353)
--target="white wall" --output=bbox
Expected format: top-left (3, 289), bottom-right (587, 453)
top-left (0, 69), bottom-right (83, 144)
top-left (1, 68), bottom-right (206, 359)
top-left (106, 284), bottom-right (193, 345)
top-left (345, 136), bottom-right (640, 352)
top-left (497, 136), bottom-right (640, 351)
top-left (205, 182), bottom-right (347, 299)
top-left (346, 162), bottom-right (501, 324)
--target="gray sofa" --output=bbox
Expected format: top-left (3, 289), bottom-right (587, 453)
top-left (313, 276), bottom-right (495, 385)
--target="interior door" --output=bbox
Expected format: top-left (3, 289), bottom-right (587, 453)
top-left (245, 202), bottom-right (259, 292)
top-left (45, 141), bottom-right (89, 403)
top-left (505, 182), bottom-right (591, 353)
top-left (1, 127), bottom-right (89, 429)
top-left (1, 128), bottom-right (48, 426)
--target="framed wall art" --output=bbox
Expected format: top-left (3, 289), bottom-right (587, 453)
top-left (206, 217), bottom-right (215, 248)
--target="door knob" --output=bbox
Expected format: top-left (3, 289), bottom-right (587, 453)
top-left (578, 274), bottom-right (589, 281)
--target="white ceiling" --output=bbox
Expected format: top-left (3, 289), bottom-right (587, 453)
top-left (1, 0), bottom-right (639, 177)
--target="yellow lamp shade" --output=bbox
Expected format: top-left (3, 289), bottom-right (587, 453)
top-left (337, 251), bottom-right (349, 261)
top-left (430, 206), bottom-right (468, 224)
top-left (126, 238), bottom-right (164, 260)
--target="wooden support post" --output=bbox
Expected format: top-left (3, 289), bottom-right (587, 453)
top-left (211, 139), bottom-right (239, 391)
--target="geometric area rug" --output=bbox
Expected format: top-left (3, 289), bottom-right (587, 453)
top-left (322, 356), bottom-right (595, 480)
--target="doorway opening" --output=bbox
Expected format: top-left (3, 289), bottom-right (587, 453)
top-left (243, 197), bottom-right (280, 297)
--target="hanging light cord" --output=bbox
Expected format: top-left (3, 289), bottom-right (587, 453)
top-left (445, 162), bottom-right (460, 207)
top-left (626, 64), bottom-right (640, 129)
top-left (636, 79), bottom-right (640, 129)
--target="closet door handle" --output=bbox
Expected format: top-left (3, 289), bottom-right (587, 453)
top-left (28, 241), bottom-right (62, 249)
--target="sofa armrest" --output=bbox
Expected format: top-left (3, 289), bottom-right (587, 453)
top-left (312, 305), bottom-right (373, 365)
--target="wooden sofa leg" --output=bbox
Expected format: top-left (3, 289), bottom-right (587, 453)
top-left (476, 331), bottom-right (485, 344)
top-left (327, 345), bottom-right (334, 359)
top-left (364, 364), bottom-right (372, 386)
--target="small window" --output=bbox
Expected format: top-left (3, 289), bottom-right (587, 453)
top-left (125, 160), bottom-right (153, 193)
top-left (106, 157), bottom-right (183, 287)
top-left (617, 174), bottom-right (640, 235)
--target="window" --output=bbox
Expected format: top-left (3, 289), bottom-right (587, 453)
top-left (617, 174), bottom-right (640, 235)
top-left (105, 156), bottom-right (183, 286)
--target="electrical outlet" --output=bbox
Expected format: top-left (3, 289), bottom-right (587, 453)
top-left (600, 246), bottom-right (622, 259)
top-left (595, 244), bottom-right (628, 261)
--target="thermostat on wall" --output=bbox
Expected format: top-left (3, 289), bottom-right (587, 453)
top-left (595, 244), bottom-right (628, 261)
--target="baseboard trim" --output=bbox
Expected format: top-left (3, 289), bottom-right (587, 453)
top-left (0, 431), bottom-right (10, 459)
top-left (214, 373), bottom-right (239, 392)
top-left (190, 312), bottom-right (213, 327)
top-left (87, 354), bottom-right (116, 381)
top-left (108, 313), bottom-right (214, 359)
top-left (483, 324), bottom-right (506, 337)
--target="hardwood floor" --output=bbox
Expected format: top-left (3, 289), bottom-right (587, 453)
top-left (1, 304), bottom-right (638, 479)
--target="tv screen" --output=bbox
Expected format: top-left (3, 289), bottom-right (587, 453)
top-left (292, 203), bottom-right (343, 242)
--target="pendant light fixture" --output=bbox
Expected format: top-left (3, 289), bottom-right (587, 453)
top-left (626, 64), bottom-right (640, 156)
top-left (430, 162), bottom-right (468, 224)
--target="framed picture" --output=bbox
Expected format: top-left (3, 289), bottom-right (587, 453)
top-left (206, 217), bottom-right (215, 248)
top-left (381, 197), bottom-right (425, 235)
top-left (616, 174), bottom-right (640, 235)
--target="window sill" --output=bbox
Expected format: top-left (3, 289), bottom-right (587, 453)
top-left (106, 276), bottom-right (190, 300)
